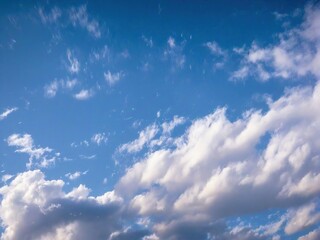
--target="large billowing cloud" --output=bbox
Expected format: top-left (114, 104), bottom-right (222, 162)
top-left (2, 85), bottom-right (320, 239)
top-left (0, 170), bottom-right (149, 240)
top-left (2, 3), bottom-right (320, 240)
top-left (114, 78), bottom-right (320, 239)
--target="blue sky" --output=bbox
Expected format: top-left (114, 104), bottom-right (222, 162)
top-left (1, 1), bottom-right (320, 239)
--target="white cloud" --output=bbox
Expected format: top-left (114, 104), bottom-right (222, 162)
top-left (161, 116), bottom-right (186, 135)
top-left (205, 41), bottom-right (228, 69)
top-left (65, 171), bottom-right (88, 181)
top-left (230, 66), bottom-right (249, 80)
top-left (142, 35), bottom-right (153, 48)
top-left (116, 80), bottom-right (320, 238)
top-left (7, 134), bottom-right (55, 168)
top-left (44, 80), bottom-right (59, 98)
top-left (0, 107), bottom-right (18, 121)
top-left (69, 5), bottom-right (101, 38)
top-left (119, 124), bottom-right (159, 154)
top-left (164, 36), bottom-right (186, 69)
top-left (44, 79), bottom-right (78, 98)
top-left (285, 202), bottom-right (320, 234)
top-left (67, 49), bottom-right (80, 74)
top-left (167, 36), bottom-right (175, 48)
top-left (104, 71), bottom-right (123, 86)
top-left (232, 5), bottom-right (320, 81)
top-left (38, 6), bottom-right (62, 24)
top-left (90, 45), bottom-right (110, 62)
top-left (1, 174), bottom-right (14, 183)
top-left (298, 228), bottom-right (320, 240)
top-left (91, 132), bottom-right (108, 145)
top-left (205, 41), bottom-right (225, 56)
top-left (0, 170), bottom-right (128, 240)
top-left (73, 89), bottom-right (94, 100)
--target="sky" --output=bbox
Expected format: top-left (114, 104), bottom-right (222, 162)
top-left (1, 0), bottom-right (320, 239)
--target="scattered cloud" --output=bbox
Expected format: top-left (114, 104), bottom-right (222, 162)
top-left (142, 35), bottom-right (153, 48)
top-left (1, 174), bottom-right (14, 183)
top-left (69, 5), bottom-right (101, 38)
top-left (164, 36), bottom-right (186, 69)
top-left (104, 71), bottom-right (123, 86)
top-left (0, 107), bottom-right (18, 121)
top-left (0, 170), bottom-right (135, 240)
top-left (232, 5), bottom-right (320, 81)
top-left (90, 45), bottom-right (110, 62)
top-left (65, 170), bottom-right (88, 180)
top-left (285, 202), bottom-right (320, 235)
top-left (116, 80), bottom-right (320, 238)
top-left (298, 228), bottom-right (320, 240)
top-left (67, 49), bottom-right (80, 74)
top-left (79, 154), bottom-right (96, 160)
top-left (73, 89), bottom-right (94, 100)
top-left (38, 6), bottom-right (62, 24)
top-left (119, 124), bottom-right (159, 154)
top-left (205, 41), bottom-right (228, 69)
top-left (7, 134), bottom-right (56, 168)
top-left (91, 132), bottom-right (108, 145)
top-left (44, 80), bottom-right (59, 97)
top-left (44, 79), bottom-right (78, 98)
top-left (161, 116), bottom-right (186, 135)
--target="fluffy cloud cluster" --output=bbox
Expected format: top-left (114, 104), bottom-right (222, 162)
top-left (232, 4), bottom-right (320, 81)
top-left (7, 134), bottom-right (57, 168)
top-left (0, 170), bottom-right (151, 240)
top-left (3, 82), bottom-right (320, 239)
top-left (116, 79), bottom-right (320, 239)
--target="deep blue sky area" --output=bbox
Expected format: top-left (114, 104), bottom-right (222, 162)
top-left (1, 1), bottom-right (320, 240)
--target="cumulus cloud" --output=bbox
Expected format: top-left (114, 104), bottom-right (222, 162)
top-left (116, 80), bottom-right (320, 238)
top-left (0, 170), bottom-right (140, 240)
top-left (3, 80), bottom-right (320, 239)
top-left (0, 107), bottom-right (18, 121)
top-left (69, 5), bottom-right (101, 38)
top-left (7, 134), bottom-right (56, 168)
top-left (73, 89), bottom-right (94, 100)
top-left (232, 4), bottom-right (320, 81)
top-left (104, 71), bottom-right (123, 86)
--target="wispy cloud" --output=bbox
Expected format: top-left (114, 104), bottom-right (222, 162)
top-left (205, 41), bottom-right (228, 68)
top-left (91, 132), bottom-right (108, 145)
top-left (104, 71), bottom-right (123, 86)
top-left (232, 6), bottom-right (320, 81)
top-left (7, 133), bottom-right (56, 168)
top-left (73, 89), bottom-right (94, 100)
top-left (65, 170), bottom-right (88, 180)
top-left (164, 36), bottom-right (186, 69)
top-left (66, 49), bottom-right (80, 74)
top-left (69, 5), bottom-right (101, 38)
top-left (118, 124), bottom-right (159, 154)
top-left (0, 107), bottom-right (18, 121)
top-left (44, 79), bottom-right (78, 98)
top-left (142, 35), bottom-right (153, 48)
top-left (38, 6), bottom-right (62, 24)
